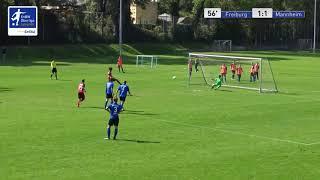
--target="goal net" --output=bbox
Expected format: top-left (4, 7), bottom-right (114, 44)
top-left (136, 55), bottom-right (158, 68)
top-left (212, 40), bottom-right (232, 52)
top-left (297, 39), bottom-right (313, 50)
top-left (188, 53), bottom-right (278, 93)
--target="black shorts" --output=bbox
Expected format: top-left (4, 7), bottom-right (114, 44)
top-left (231, 70), bottom-right (236, 74)
top-left (108, 117), bottom-right (119, 126)
top-left (106, 93), bottom-right (113, 99)
top-left (52, 68), bottom-right (57, 73)
top-left (78, 92), bottom-right (85, 100)
top-left (119, 96), bottom-right (126, 101)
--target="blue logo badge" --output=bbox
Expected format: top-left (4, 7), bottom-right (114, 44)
top-left (8, 6), bottom-right (38, 36)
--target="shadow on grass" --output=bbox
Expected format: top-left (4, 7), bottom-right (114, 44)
top-left (58, 79), bottom-right (73, 82)
top-left (278, 91), bottom-right (300, 96)
top-left (219, 89), bottom-right (233, 92)
top-left (82, 106), bottom-right (105, 110)
top-left (124, 110), bottom-right (144, 113)
top-left (0, 87), bottom-right (13, 92)
top-left (0, 60), bottom-right (73, 67)
top-left (1, 44), bottom-right (119, 67)
top-left (130, 43), bottom-right (189, 56)
top-left (210, 88), bottom-right (233, 92)
top-left (124, 110), bottom-right (158, 116)
top-left (189, 83), bottom-right (208, 86)
top-left (117, 138), bottom-right (160, 144)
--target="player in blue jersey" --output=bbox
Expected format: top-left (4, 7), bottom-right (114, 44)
top-left (105, 98), bottom-right (123, 140)
top-left (104, 80), bottom-right (114, 109)
top-left (116, 81), bottom-right (132, 110)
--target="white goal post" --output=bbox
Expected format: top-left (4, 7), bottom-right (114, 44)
top-left (136, 55), bottom-right (158, 68)
top-left (188, 53), bottom-right (278, 93)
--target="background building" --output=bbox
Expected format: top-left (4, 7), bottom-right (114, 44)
top-left (131, 0), bottom-right (158, 25)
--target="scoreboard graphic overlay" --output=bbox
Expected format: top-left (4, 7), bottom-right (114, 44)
top-left (204, 8), bottom-right (305, 19)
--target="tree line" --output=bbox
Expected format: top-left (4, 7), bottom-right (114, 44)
top-left (0, 0), bottom-right (319, 49)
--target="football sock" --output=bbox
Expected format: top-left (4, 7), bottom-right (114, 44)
top-left (114, 128), bottom-right (118, 139)
top-left (107, 127), bottom-right (111, 139)
top-left (105, 100), bottom-right (108, 109)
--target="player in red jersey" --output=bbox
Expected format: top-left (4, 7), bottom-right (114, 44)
top-left (188, 59), bottom-right (192, 77)
top-left (220, 64), bottom-right (227, 83)
top-left (236, 64), bottom-right (243, 82)
top-left (254, 62), bottom-right (260, 80)
top-left (77, 79), bottom-right (86, 107)
top-left (117, 56), bottom-right (125, 73)
top-left (107, 67), bottom-right (121, 84)
top-left (250, 63), bottom-right (255, 82)
top-left (188, 59), bottom-right (193, 82)
top-left (230, 61), bottom-right (236, 80)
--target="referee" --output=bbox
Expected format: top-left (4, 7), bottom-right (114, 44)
top-left (50, 60), bottom-right (58, 80)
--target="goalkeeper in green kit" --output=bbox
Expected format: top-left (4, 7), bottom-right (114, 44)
top-left (211, 75), bottom-right (222, 90)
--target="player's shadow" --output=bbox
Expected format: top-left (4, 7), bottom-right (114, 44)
top-left (124, 110), bottom-right (144, 112)
top-left (124, 110), bottom-right (158, 116)
top-left (0, 87), bottom-right (13, 92)
top-left (220, 89), bottom-right (233, 92)
top-left (117, 139), bottom-right (160, 144)
top-left (278, 91), bottom-right (300, 96)
top-left (213, 89), bottom-right (232, 92)
top-left (58, 79), bottom-right (72, 82)
top-left (82, 106), bottom-right (105, 110)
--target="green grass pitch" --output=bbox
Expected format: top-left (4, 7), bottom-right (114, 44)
top-left (1, 44), bottom-right (320, 179)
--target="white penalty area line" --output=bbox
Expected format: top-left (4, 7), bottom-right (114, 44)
top-left (155, 119), bottom-right (320, 146)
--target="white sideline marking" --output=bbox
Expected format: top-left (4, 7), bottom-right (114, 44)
top-left (155, 119), bottom-right (319, 146)
top-left (305, 141), bottom-right (320, 146)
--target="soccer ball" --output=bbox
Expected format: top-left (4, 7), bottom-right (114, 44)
top-left (172, 76), bottom-right (176, 80)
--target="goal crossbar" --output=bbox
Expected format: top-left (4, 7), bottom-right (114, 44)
top-left (136, 55), bottom-right (157, 58)
top-left (189, 53), bottom-right (261, 61)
